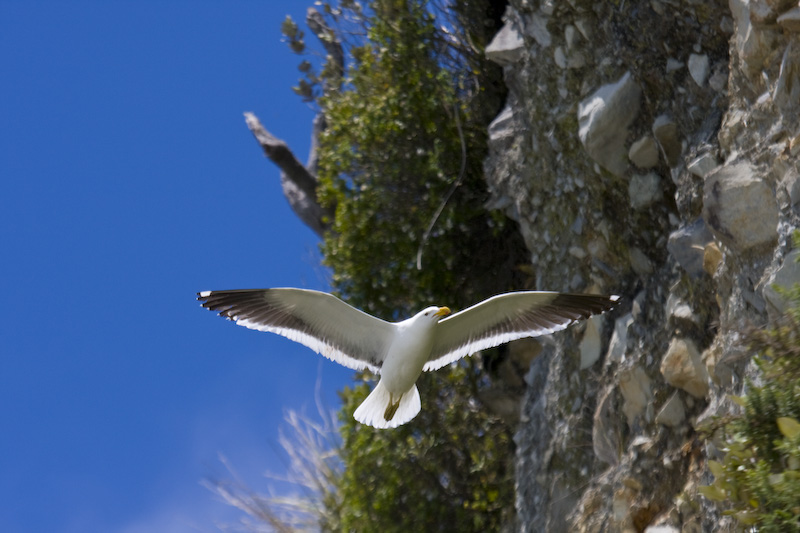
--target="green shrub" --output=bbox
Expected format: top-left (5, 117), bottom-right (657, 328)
top-left (700, 245), bottom-right (800, 530)
top-left (281, 2), bottom-right (524, 531)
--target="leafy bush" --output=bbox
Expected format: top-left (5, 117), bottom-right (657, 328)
top-left (278, 2), bottom-right (526, 531)
top-left (700, 250), bottom-right (800, 530)
top-left (285, 0), bottom-right (526, 318)
top-left (331, 366), bottom-right (515, 532)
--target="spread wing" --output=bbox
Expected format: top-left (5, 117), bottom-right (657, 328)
top-left (197, 288), bottom-right (396, 373)
top-left (426, 292), bottom-right (619, 371)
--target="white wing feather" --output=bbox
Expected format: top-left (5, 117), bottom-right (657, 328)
top-left (426, 292), bottom-right (618, 371)
top-left (198, 288), bottom-right (396, 373)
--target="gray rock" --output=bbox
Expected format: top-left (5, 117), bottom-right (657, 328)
top-left (666, 58), bottom-right (684, 73)
top-left (652, 115), bottom-right (682, 168)
top-left (578, 72), bottom-right (642, 176)
top-left (688, 54), bottom-right (710, 86)
top-left (629, 172), bottom-right (662, 209)
top-left (629, 247), bottom-right (654, 275)
top-left (778, 7), bottom-right (800, 32)
top-left (773, 42), bottom-right (800, 110)
top-left (730, 0), bottom-right (779, 79)
top-left (703, 162), bottom-right (779, 252)
top-left (629, 135), bottom-right (660, 169)
top-left (620, 366), bottom-right (653, 425)
top-left (660, 338), bottom-right (709, 399)
top-left (593, 386), bottom-right (621, 465)
top-left (486, 21), bottom-right (526, 66)
top-left (579, 315), bottom-right (603, 369)
top-left (687, 152), bottom-right (718, 178)
top-left (667, 219), bottom-right (714, 277)
top-left (564, 25), bottom-right (578, 49)
top-left (709, 67), bottom-right (728, 92)
top-left (606, 313), bottom-right (633, 363)
top-left (488, 104), bottom-right (517, 144)
top-left (782, 168), bottom-right (800, 206)
top-left (644, 525), bottom-right (680, 533)
top-left (763, 249), bottom-right (800, 322)
top-left (553, 46), bottom-right (567, 69)
top-left (655, 392), bottom-right (686, 428)
top-left (666, 293), bottom-right (700, 327)
top-left (526, 13), bottom-right (551, 47)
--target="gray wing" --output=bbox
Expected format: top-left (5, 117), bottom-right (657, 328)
top-left (197, 288), bottom-right (396, 373)
top-left (426, 292), bottom-right (619, 371)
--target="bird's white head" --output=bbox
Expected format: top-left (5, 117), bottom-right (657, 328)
top-left (416, 306), bottom-right (451, 322)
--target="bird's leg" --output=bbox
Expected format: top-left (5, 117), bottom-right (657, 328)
top-left (384, 392), bottom-right (401, 421)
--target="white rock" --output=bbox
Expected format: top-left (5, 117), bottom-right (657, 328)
top-left (729, 0), bottom-right (779, 79)
top-left (763, 249), bottom-right (800, 322)
top-left (666, 294), bottom-right (700, 326)
top-left (687, 152), bottom-right (718, 177)
top-left (688, 54), bottom-right (710, 86)
top-left (565, 25), bottom-right (577, 49)
top-left (568, 245), bottom-right (587, 259)
top-left (554, 46), bottom-right (567, 68)
top-left (782, 168), bottom-right (800, 206)
top-left (667, 218), bottom-right (714, 278)
top-left (709, 68), bottom-right (728, 92)
top-left (568, 51), bottom-right (587, 69)
top-left (644, 525), bottom-right (680, 533)
top-left (620, 366), bottom-right (653, 425)
top-left (773, 42), bottom-right (800, 109)
top-left (777, 7), bottom-right (800, 32)
top-left (593, 386), bottom-right (621, 465)
top-left (652, 115), bottom-right (682, 168)
top-left (628, 135), bottom-right (660, 169)
top-left (526, 13), bottom-right (551, 47)
top-left (655, 392), bottom-right (686, 428)
top-left (575, 18), bottom-right (591, 40)
top-left (578, 72), bottom-right (642, 176)
top-left (660, 338), bottom-right (709, 399)
top-left (629, 172), bottom-right (662, 209)
top-left (703, 162), bottom-right (779, 251)
top-left (485, 21), bottom-right (526, 66)
top-left (629, 247), bottom-right (654, 275)
top-left (579, 315), bottom-right (603, 369)
top-left (606, 313), bottom-right (633, 363)
top-left (666, 58), bottom-right (683, 73)
top-left (488, 105), bottom-right (516, 144)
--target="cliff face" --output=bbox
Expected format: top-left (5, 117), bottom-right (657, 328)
top-left (483, 0), bottom-right (800, 531)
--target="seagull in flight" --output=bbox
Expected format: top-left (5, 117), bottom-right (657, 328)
top-left (197, 288), bottom-right (619, 428)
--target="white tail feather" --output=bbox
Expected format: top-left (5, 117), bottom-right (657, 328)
top-left (353, 380), bottom-right (421, 429)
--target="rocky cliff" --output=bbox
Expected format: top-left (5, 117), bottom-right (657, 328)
top-left (483, 0), bottom-right (800, 531)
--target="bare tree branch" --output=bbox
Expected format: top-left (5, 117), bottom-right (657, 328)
top-left (306, 7), bottom-right (344, 84)
top-left (243, 8), bottom-right (348, 239)
top-left (244, 112), bottom-right (331, 238)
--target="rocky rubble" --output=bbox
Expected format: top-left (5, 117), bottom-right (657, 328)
top-left (483, 0), bottom-right (800, 531)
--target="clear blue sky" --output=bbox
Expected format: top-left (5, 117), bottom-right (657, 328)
top-left (1, 3), bottom-right (354, 531)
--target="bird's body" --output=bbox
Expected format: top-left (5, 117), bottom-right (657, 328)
top-left (380, 308), bottom-right (445, 392)
top-left (355, 307), bottom-right (448, 427)
top-left (197, 288), bottom-right (619, 428)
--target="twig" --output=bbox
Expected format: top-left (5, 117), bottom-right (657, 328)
top-left (416, 104), bottom-right (467, 270)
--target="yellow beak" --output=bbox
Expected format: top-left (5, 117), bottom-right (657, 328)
top-left (434, 306), bottom-right (451, 317)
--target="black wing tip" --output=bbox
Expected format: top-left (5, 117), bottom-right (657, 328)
top-left (550, 293), bottom-right (621, 316)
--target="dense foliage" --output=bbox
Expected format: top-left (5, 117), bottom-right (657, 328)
top-left (287, 0), bottom-right (524, 318)
top-left (279, 1), bottom-right (527, 531)
top-left (700, 241), bottom-right (800, 530)
top-left (328, 367), bottom-right (515, 532)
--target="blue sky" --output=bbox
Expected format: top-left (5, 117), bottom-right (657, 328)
top-left (1, 2), bottom-right (354, 531)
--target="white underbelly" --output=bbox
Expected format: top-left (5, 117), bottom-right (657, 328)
top-left (380, 330), bottom-right (434, 393)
